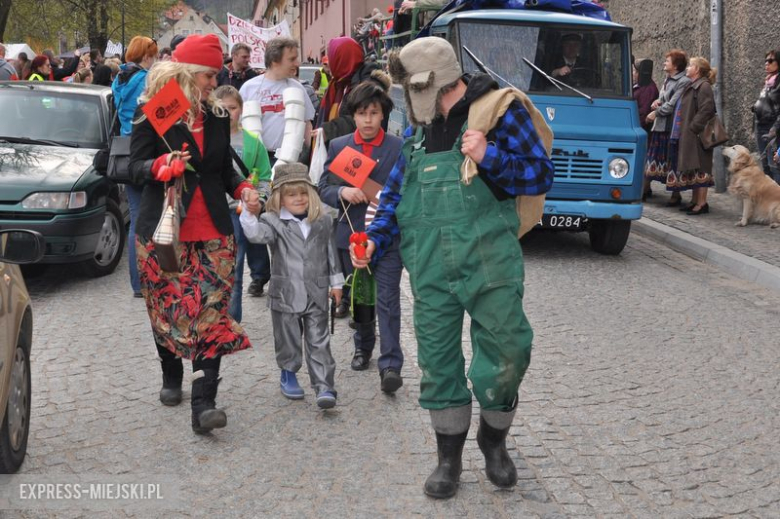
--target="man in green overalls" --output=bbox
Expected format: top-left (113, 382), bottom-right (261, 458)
top-left (351, 37), bottom-right (554, 498)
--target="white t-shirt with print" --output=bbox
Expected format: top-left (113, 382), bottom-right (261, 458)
top-left (239, 76), bottom-right (316, 154)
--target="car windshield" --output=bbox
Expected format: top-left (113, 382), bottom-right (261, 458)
top-left (455, 21), bottom-right (630, 98)
top-left (0, 89), bottom-right (105, 148)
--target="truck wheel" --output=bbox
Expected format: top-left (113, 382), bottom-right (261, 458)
top-left (81, 199), bottom-right (125, 277)
top-left (588, 220), bottom-right (631, 255)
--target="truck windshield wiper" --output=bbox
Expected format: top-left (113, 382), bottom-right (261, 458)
top-left (521, 58), bottom-right (594, 103)
top-left (0, 136), bottom-right (81, 148)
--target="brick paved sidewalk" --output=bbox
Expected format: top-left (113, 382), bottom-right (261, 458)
top-left (643, 182), bottom-right (779, 268)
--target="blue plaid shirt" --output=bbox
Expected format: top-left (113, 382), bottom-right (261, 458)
top-left (367, 101), bottom-right (554, 259)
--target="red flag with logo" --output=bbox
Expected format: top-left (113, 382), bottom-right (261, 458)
top-left (327, 146), bottom-right (376, 188)
top-left (141, 79), bottom-right (191, 137)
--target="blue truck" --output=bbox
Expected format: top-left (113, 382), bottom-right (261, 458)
top-left (387, 8), bottom-right (645, 254)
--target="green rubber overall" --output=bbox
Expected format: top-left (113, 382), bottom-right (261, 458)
top-left (395, 126), bottom-right (533, 412)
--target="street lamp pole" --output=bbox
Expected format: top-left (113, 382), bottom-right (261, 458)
top-left (121, 2), bottom-right (126, 58)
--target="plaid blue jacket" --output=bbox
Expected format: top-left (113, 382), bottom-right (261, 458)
top-left (367, 101), bottom-right (554, 259)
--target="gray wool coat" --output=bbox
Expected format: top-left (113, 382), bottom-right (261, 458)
top-left (651, 71), bottom-right (692, 133)
top-left (240, 209), bottom-right (344, 314)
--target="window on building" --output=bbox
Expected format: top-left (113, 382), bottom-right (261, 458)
top-left (196, 29), bottom-right (202, 34)
top-left (182, 29), bottom-right (190, 36)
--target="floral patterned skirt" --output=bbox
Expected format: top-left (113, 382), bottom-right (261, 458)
top-left (136, 235), bottom-right (251, 360)
top-left (665, 168), bottom-right (715, 192)
top-left (644, 131), bottom-right (679, 183)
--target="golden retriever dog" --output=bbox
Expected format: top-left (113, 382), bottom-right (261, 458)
top-left (722, 145), bottom-right (780, 228)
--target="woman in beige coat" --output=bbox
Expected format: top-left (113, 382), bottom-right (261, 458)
top-left (673, 57), bottom-right (717, 214)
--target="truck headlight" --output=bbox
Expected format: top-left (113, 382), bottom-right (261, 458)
top-left (22, 192), bottom-right (87, 209)
top-left (608, 158), bottom-right (629, 179)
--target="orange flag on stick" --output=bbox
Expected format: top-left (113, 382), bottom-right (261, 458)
top-left (328, 146), bottom-right (376, 188)
top-left (141, 79), bottom-right (191, 137)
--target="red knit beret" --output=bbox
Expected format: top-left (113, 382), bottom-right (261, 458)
top-left (173, 34), bottom-right (223, 70)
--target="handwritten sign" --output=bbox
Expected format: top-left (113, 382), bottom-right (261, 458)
top-left (328, 147), bottom-right (376, 188)
top-left (141, 79), bottom-right (191, 137)
top-left (227, 14), bottom-right (291, 69)
top-left (105, 40), bottom-right (123, 58)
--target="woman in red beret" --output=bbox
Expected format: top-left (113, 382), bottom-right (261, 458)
top-left (128, 34), bottom-right (257, 435)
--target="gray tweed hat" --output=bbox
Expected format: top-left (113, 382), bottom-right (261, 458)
top-left (271, 162), bottom-right (315, 191)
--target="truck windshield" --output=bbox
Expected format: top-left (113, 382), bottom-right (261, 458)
top-left (455, 21), bottom-right (630, 98)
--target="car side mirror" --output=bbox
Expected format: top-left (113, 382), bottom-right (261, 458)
top-left (0, 230), bottom-right (46, 264)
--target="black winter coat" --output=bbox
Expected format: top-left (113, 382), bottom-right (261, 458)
top-left (128, 104), bottom-right (245, 239)
top-left (753, 79), bottom-right (780, 132)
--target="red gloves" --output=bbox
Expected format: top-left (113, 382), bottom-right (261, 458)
top-left (152, 154), bottom-right (187, 182)
top-left (350, 232), bottom-right (369, 259)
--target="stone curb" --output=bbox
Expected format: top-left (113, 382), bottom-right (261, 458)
top-left (633, 217), bottom-right (780, 292)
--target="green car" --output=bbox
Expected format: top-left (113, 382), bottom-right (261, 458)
top-left (0, 82), bottom-right (129, 277)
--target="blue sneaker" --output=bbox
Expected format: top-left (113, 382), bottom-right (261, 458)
top-left (316, 390), bottom-right (337, 409)
top-left (280, 370), bottom-right (304, 400)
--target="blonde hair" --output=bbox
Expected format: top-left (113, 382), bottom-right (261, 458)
top-left (690, 57), bottom-right (717, 84)
top-left (214, 85), bottom-right (242, 109)
top-left (137, 61), bottom-right (227, 132)
top-left (265, 181), bottom-right (322, 222)
top-left (72, 67), bottom-right (92, 83)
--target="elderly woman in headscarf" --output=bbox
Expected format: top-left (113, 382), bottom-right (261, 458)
top-left (316, 36), bottom-right (389, 145)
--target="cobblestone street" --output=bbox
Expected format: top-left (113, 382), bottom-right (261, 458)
top-left (6, 229), bottom-right (780, 517)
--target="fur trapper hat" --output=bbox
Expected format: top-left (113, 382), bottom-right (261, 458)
top-left (387, 37), bottom-right (462, 126)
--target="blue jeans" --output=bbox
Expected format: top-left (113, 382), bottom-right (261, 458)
top-left (756, 122), bottom-right (774, 176)
top-left (229, 211), bottom-right (271, 322)
top-left (339, 247), bottom-right (404, 372)
top-left (246, 235), bottom-right (270, 284)
top-left (126, 184), bottom-right (143, 294)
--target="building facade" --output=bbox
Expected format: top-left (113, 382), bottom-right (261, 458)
top-left (156, 1), bottom-right (229, 52)
top-left (252, 0), bottom-right (387, 62)
top-left (604, 0), bottom-right (778, 151)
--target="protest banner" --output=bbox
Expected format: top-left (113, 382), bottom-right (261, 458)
top-left (105, 40), bottom-right (123, 58)
top-left (227, 14), bottom-right (291, 69)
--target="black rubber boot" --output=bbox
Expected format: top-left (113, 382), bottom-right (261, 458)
top-left (157, 345), bottom-right (183, 406)
top-left (477, 415), bottom-right (517, 488)
top-left (423, 431), bottom-right (468, 499)
top-left (191, 368), bottom-right (227, 435)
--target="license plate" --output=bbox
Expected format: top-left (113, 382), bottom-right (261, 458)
top-left (536, 214), bottom-right (588, 230)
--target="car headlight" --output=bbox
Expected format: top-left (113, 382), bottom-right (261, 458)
top-left (21, 192), bottom-right (87, 210)
top-left (608, 158), bottom-right (630, 179)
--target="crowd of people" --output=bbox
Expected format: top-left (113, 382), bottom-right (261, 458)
top-left (9, 29), bottom-right (778, 501)
top-left (638, 48), bottom-right (780, 212)
top-left (11, 30), bottom-right (550, 501)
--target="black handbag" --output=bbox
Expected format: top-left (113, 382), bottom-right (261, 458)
top-left (106, 135), bottom-right (133, 183)
top-left (94, 99), bottom-right (133, 184)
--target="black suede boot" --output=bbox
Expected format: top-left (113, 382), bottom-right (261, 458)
top-left (424, 431), bottom-right (469, 499)
top-left (157, 345), bottom-right (183, 406)
top-left (477, 414), bottom-right (517, 488)
top-left (191, 368), bottom-right (227, 434)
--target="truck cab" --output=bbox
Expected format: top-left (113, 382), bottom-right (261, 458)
top-left (388, 10), bottom-right (645, 254)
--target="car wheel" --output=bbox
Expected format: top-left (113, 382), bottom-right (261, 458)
top-left (81, 198), bottom-right (126, 277)
top-left (0, 334), bottom-right (31, 474)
